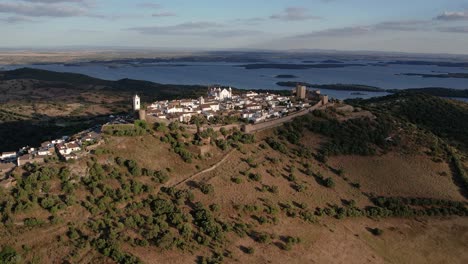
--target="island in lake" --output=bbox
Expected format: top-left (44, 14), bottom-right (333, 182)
top-left (275, 74), bottom-right (298, 79)
top-left (276, 81), bottom-right (384, 92)
top-left (240, 63), bottom-right (366, 69)
top-left (277, 81), bottom-right (468, 99)
top-left (398, 73), bottom-right (468, 79)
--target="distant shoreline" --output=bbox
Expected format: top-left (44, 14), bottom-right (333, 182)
top-left (397, 73), bottom-right (468, 79)
top-left (276, 81), bottom-right (468, 99)
top-left (275, 74), bottom-right (298, 79)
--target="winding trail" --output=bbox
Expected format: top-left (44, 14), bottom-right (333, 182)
top-left (171, 149), bottom-right (235, 187)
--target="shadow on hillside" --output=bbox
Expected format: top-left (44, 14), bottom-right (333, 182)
top-left (0, 114), bottom-right (110, 152)
top-left (448, 160), bottom-right (468, 199)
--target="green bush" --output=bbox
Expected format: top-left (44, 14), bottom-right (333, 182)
top-left (231, 177), bottom-right (242, 184)
top-left (0, 246), bottom-right (18, 264)
top-left (370, 227), bottom-right (383, 236)
top-left (24, 217), bottom-right (44, 227)
top-left (249, 173), bottom-right (262, 182)
top-left (324, 177), bottom-right (335, 188)
top-left (199, 183), bottom-right (214, 195)
top-left (244, 246), bottom-right (254, 254)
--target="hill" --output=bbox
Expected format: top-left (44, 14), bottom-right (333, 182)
top-left (0, 93), bottom-right (467, 263)
top-left (0, 68), bottom-right (211, 152)
top-left (348, 93), bottom-right (468, 151)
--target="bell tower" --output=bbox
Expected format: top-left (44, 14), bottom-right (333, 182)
top-left (133, 94), bottom-right (141, 111)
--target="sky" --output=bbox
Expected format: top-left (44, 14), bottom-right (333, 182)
top-left (1, 0), bottom-right (468, 54)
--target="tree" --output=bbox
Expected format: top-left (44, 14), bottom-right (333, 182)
top-left (0, 246), bottom-right (18, 264)
top-left (324, 177), bottom-right (335, 188)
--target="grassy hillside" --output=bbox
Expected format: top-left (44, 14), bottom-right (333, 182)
top-left (349, 93), bottom-right (468, 151)
top-left (0, 104), bottom-right (467, 263)
top-left (0, 68), bottom-right (210, 151)
top-left (1, 70), bottom-right (468, 263)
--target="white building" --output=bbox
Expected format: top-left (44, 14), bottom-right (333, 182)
top-left (57, 142), bottom-right (81, 156)
top-left (133, 94), bottom-right (141, 111)
top-left (200, 103), bottom-right (220, 112)
top-left (166, 106), bottom-right (184, 114)
top-left (208, 87), bottom-right (232, 100)
top-left (0, 152), bottom-right (17, 161)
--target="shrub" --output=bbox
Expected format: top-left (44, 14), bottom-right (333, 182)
top-left (370, 227), bottom-right (383, 236)
top-left (248, 173), bottom-right (261, 182)
top-left (154, 122), bottom-right (167, 132)
top-left (265, 137), bottom-right (288, 154)
top-left (231, 177), bottom-right (242, 184)
top-left (257, 232), bottom-right (272, 244)
top-left (324, 177), bottom-right (335, 188)
top-left (199, 183), bottom-right (214, 195)
top-left (244, 246), bottom-right (254, 254)
top-left (0, 246), bottom-right (18, 264)
top-left (24, 217), bottom-right (44, 227)
top-left (209, 204), bottom-right (220, 212)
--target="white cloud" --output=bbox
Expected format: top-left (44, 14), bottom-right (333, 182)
top-left (438, 26), bottom-right (468, 33)
top-left (137, 2), bottom-right (161, 9)
top-left (435, 11), bottom-right (468, 21)
top-left (270, 7), bottom-right (320, 21)
top-left (152, 12), bottom-right (176, 17)
top-left (0, 16), bottom-right (36, 23)
top-left (0, 1), bottom-right (87, 17)
top-left (127, 22), bottom-right (223, 34)
top-left (127, 21), bottom-right (261, 37)
top-left (297, 26), bottom-right (372, 38)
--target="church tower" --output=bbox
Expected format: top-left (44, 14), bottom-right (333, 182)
top-left (133, 94), bottom-right (141, 111)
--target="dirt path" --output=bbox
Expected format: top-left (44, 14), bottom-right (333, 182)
top-left (171, 149), bottom-right (235, 187)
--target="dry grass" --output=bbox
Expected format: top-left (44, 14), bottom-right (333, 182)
top-left (1, 127), bottom-right (467, 263)
top-left (328, 153), bottom-right (464, 201)
top-left (0, 79), bottom-right (128, 118)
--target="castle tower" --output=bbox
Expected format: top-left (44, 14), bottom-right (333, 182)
top-left (133, 94), bottom-right (141, 111)
top-left (296, 85), bottom-right (306, 100)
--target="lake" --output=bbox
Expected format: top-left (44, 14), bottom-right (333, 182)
top-left (4, 61), bottom-right (468, 100)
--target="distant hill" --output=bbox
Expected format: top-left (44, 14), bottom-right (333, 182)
top-left (2, 67), bottom-right (107, 86)
top-left (349, 92), bottom-right (468, 150)
top-left (1, 68), bottom-right (208, 100)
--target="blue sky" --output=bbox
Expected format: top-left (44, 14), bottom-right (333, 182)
top-left (1, 0), bottom-right (468, 54)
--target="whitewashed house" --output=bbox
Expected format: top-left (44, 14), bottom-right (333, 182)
top-left (0, 152), bottom-right (17, 161)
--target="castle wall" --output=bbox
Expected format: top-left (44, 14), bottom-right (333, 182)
top-left (243, 100), bottom-right (325, 133)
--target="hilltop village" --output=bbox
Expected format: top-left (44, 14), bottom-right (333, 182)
top-left (0, 85), bottom-right (329, 179)
top-left (145, 85), bottom-right (328, 124)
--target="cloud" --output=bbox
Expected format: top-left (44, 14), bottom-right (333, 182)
top-left (127, 22), bottom-right (223, 35)
top-left (127, 21), bottom-right (261, 37)
top-left (0, 1), bottom-right (87, 17)
top-left (68, 28), bottom-right (102, 34)
top-left (438, 26), bottom-right (468, 33)
top-left (297, 26), bottom-right (372, 38)
top-left (435, 11), bottom-right (468, 21)
top-left (295, 20), bottom-right (435, 38)
top-left (374, 20), bottom-right (433, 31)
top-left (152, 12), bottom-right (176, 17)
top-left (137, 2), bottom-right (161, 9)
top-left (270, 7), bottom-right (320, 21)
top-left (22, 0), bottom-right (86, 3)
top-left (0, 16), bottom-right (36, 23)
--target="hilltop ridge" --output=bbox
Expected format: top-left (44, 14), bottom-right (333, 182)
top-left (0, 83), bottom-right (467, 263)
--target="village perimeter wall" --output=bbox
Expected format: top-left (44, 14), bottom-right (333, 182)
top-left (242, 100), bottom-right (327, 133)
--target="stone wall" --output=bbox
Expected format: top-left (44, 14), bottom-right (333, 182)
top-left (146, 115), bottom-right (171, 125)
top-left (242, 100), bottom-right (325, 133)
